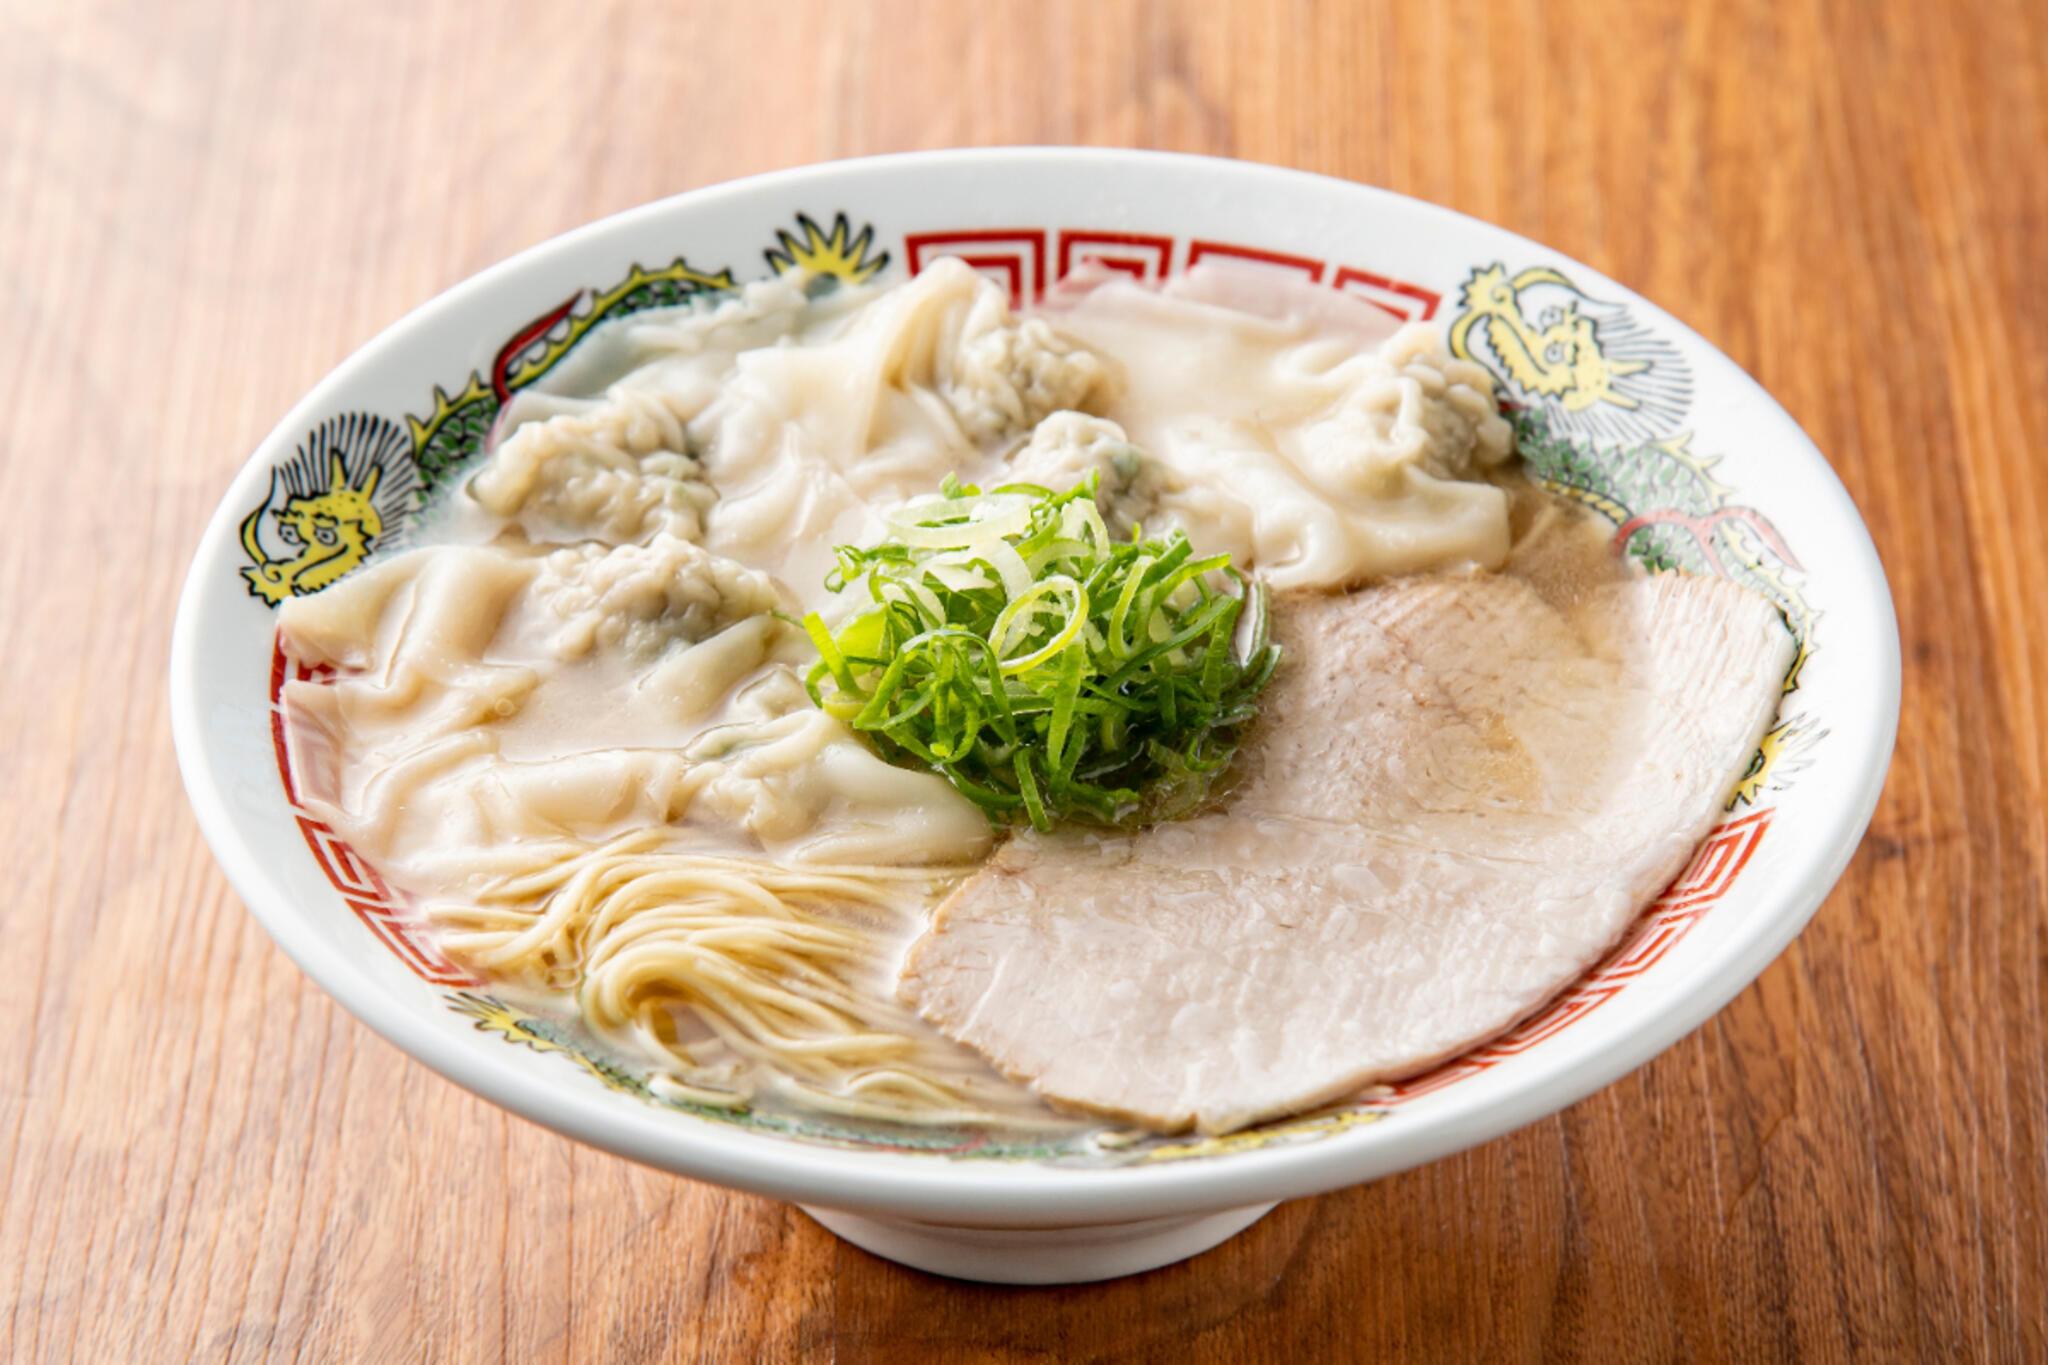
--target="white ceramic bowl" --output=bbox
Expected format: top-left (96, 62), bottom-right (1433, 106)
top-left (171, 149), bottom-right (1899, 1284)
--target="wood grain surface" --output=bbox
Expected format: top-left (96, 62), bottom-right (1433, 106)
top-left (2, 0), bottom-right (2042, 1359)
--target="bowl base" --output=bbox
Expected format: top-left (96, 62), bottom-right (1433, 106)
top-left (798, 1200), bottom-right (1277, 1284)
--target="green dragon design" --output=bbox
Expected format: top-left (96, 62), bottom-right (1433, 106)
top-left (407, 258), bottom-right (738, 491)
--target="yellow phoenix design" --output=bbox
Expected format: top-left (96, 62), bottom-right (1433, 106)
top-left (765, 212), bottom-right (890, 286)
top-left (1131, 1108), bottom-right (1384, 1162)
top-left (447, 994), bottom-right (645, 1096)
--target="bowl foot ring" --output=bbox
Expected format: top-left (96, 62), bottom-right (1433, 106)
top-left (799, 1200), bottom-right (1278, 1284)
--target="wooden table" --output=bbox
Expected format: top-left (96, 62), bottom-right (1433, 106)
top-left (5, 0), bottom-right (2042, 1358)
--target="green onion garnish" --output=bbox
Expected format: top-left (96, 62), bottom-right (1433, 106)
top-left (802, 473), bottom-right (1281, 831)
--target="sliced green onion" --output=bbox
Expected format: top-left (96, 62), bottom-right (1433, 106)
top-left (806, 471), bottom-right (1282, 828)
top-left (990, 575), bottom-right (1089, 672)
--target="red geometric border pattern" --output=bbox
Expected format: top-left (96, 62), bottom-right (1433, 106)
top-left (267, 641), bottom-right (481, 988)
top-left (905, 226), bottom-right (1442, 319)
top-left (905, 229), bottom-right (1050, 307)
top-left (1330, 265), bottom-right (1442, 321)
top-left (1186, 239), bottom-right (1326, 283)
top-left (1055, 230), bottom-right (1176, 285)
top-left (1376, 809), bottom-right (1773, 1104)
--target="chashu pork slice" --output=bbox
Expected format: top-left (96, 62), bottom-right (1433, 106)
top-left (898, 571), bottom-right (1795, 1134)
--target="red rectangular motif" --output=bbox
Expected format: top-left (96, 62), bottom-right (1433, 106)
top-left (1056, 230), bottom-right (1176, 285)
top-left (1186, 240), bottom-right (1326, 283)
top-left (1330, 265), bottom-right (1443, 321)
top-left (904, 229), bottom-right (1049, 306)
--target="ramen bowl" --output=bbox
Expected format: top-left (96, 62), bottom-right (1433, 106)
top-left (170, 149), bottom-right (1898, 1284)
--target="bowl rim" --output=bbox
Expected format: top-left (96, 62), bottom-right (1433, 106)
top-left (170, 146), bottom-right (1901, 1224)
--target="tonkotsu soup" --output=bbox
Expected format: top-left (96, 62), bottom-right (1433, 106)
top-left (274, 259), bottom-right (1790, 1137)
